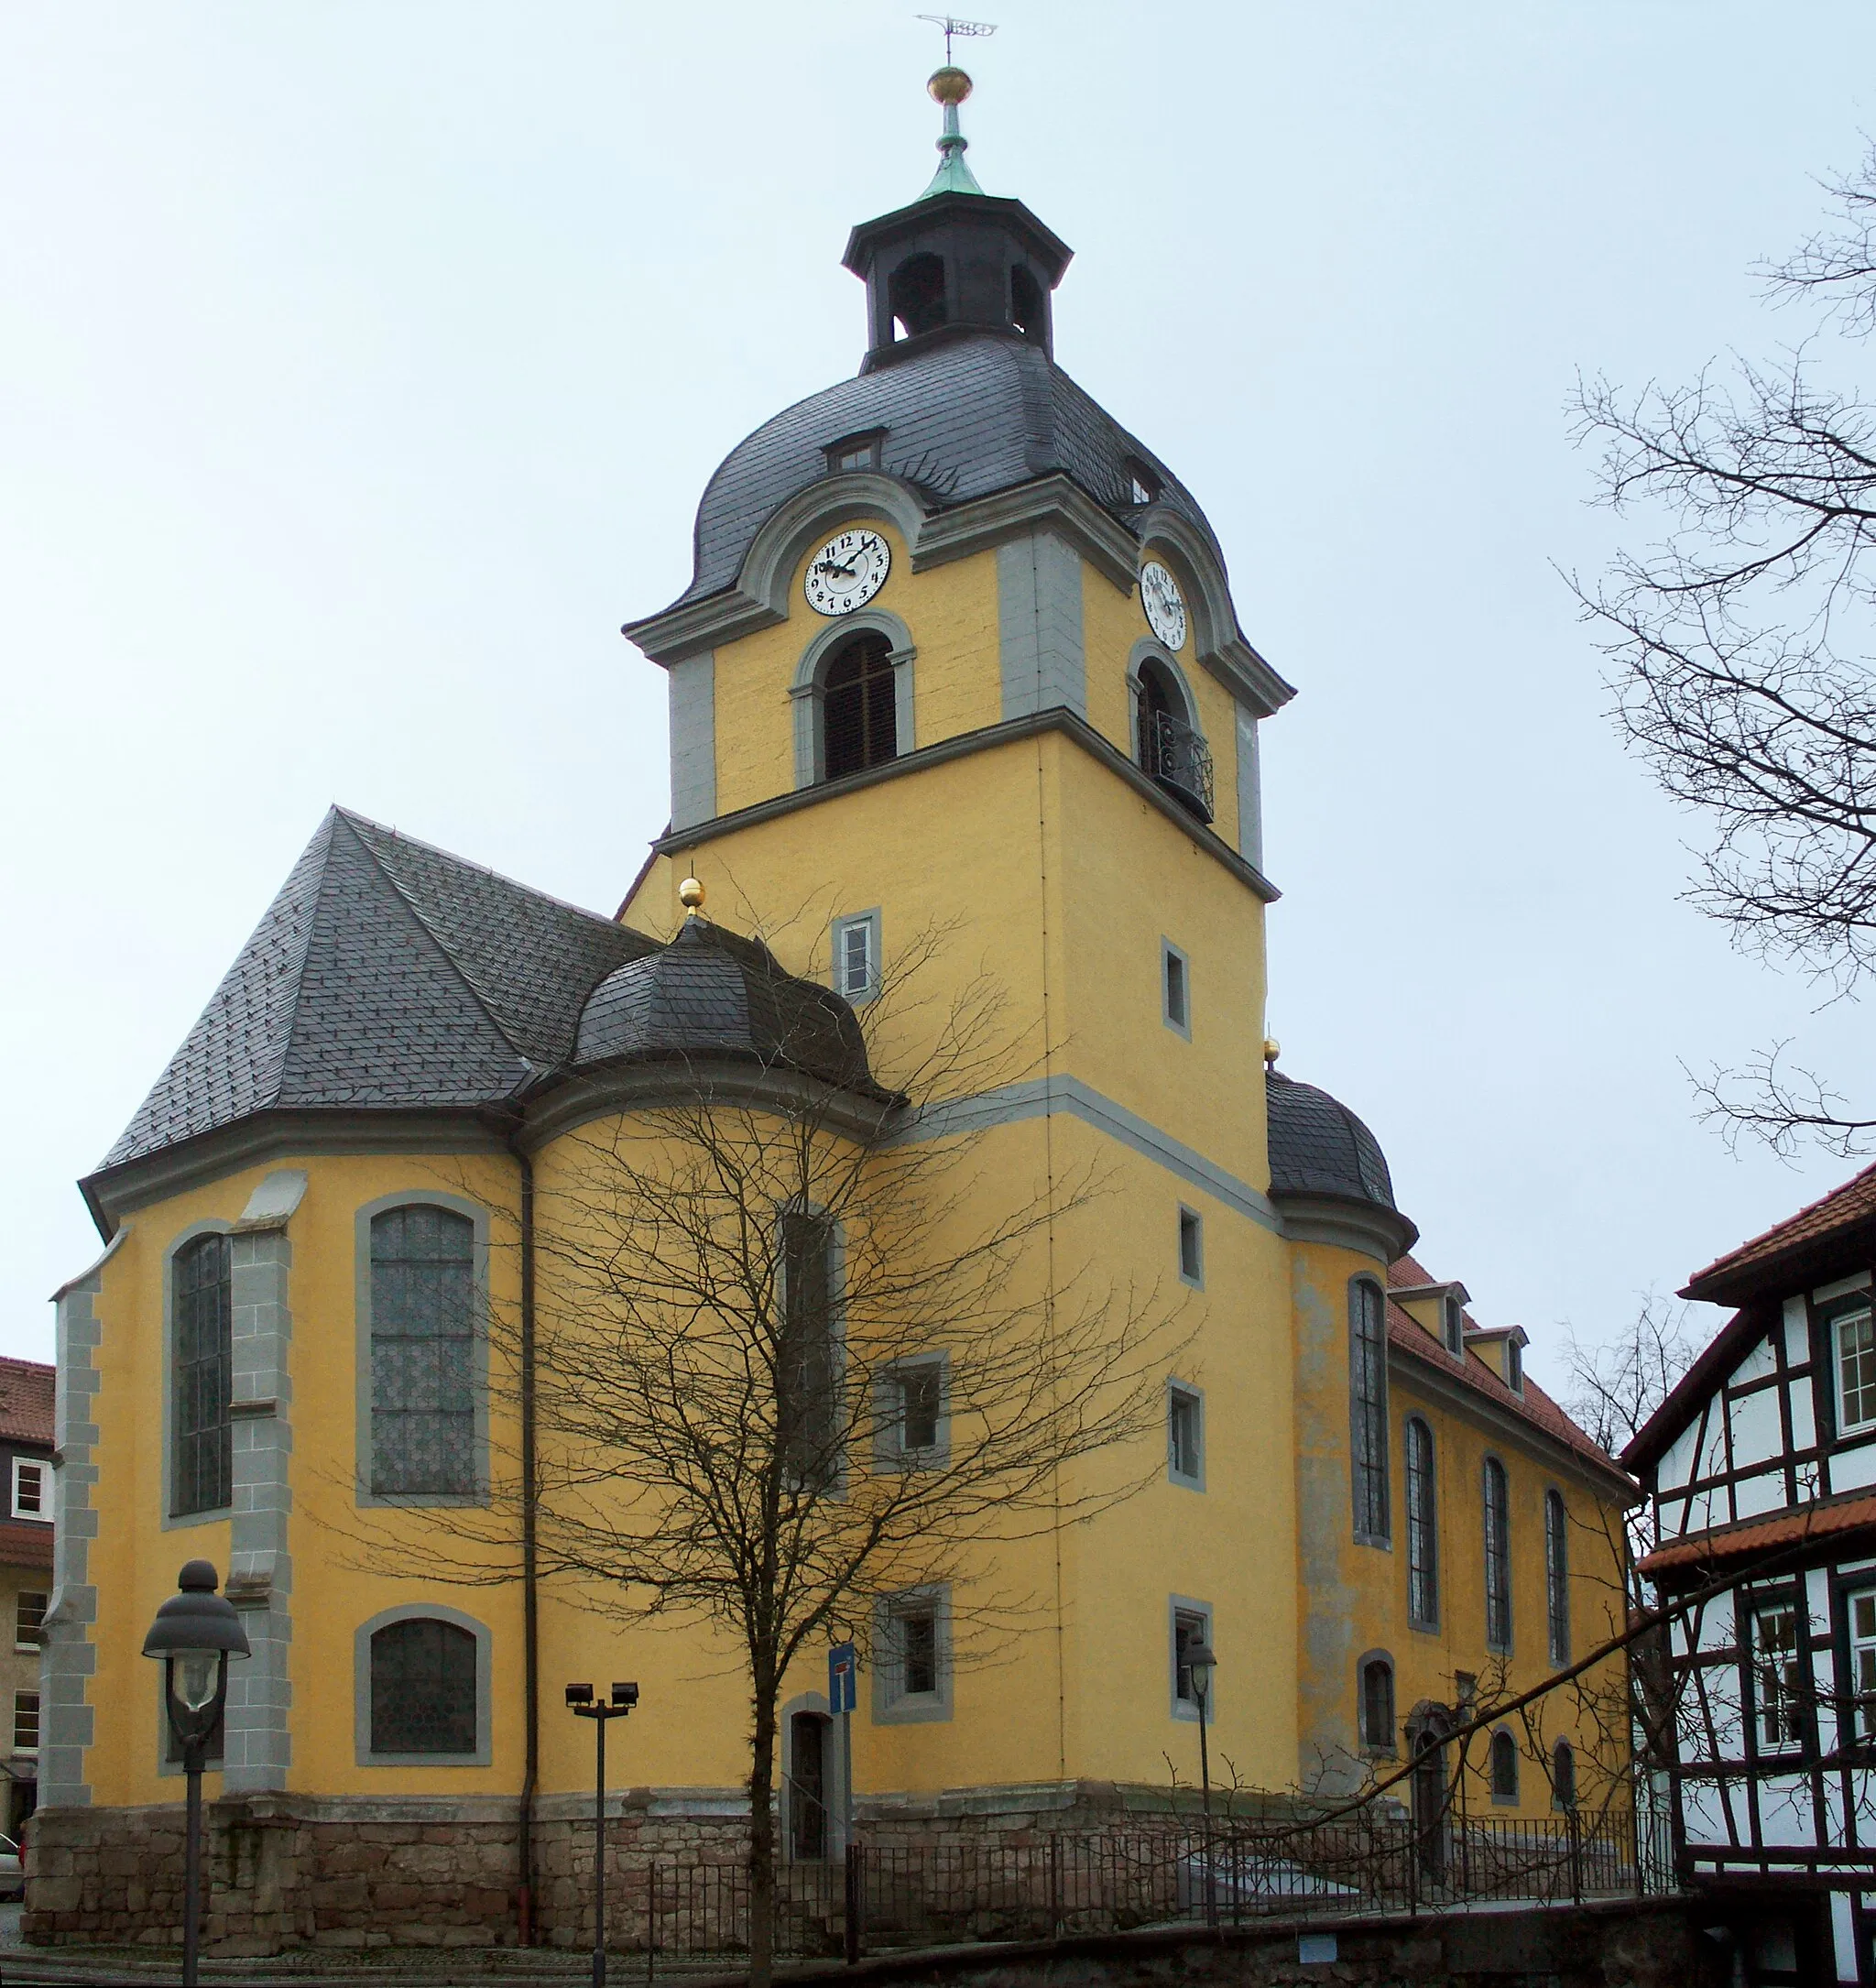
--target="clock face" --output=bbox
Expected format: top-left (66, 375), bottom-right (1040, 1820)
top-left (805, 529), bottom-right (891, 617)
top-left (1140, 561), bottom-right (1188, 651)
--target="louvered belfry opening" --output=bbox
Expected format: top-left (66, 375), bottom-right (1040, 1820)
top-left (823, 630), bottom-right (898, 780)
top-left (889, 253), bottom-right (948, 339)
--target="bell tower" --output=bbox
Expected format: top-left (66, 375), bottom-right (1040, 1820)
top-left (843, 69), bottom-right (1072, 370)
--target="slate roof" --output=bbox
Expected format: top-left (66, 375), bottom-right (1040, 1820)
top-left (576, 918), bottom-right (890, 1098)
top-left (1265, 1070), bottom-right (1402, 1215)
top-left (672, 331), bottom-right (1227, 608)
top-left (98, 809), bottom-right (658, 1174)
top-left (1680, 1160), bottom-right (1876, 1304)
top-left (1383, 1254), bottom-right (1627, 1487)
top-left (0, 1360), bottom-right (55, 1449)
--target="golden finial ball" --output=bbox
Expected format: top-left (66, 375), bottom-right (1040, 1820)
top-left (678, 876), bottom-right (705, 912)
top-left (1262, 1037), bottom-right (1282, 1066)
top-left (928, 66), bottom-right (973, 105)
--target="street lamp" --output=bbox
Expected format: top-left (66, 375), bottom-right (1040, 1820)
top-left (142, 1562), bottom-right (249, 1988)
top-left (1185, 1640), bottom-right (1216, 1928)
top-left (567, 1681), bottom-right (638, 1988)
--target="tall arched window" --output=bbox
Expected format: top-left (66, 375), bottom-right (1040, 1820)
top-left (888, 253), bottom-right (946, 338)
top-left (369, 1617), bottom-right (477, 1755)
top-left (1134, 657), bottom-right (1214, 823)
top-left (823, 631), bottom-right (898, 781)
top-left (1359, 1655), bottom-right (1395, 1752)
top-left (1489, 1729), bottom-right (1519, 1804)
top-left (1544, 1489), bottom-right (1571, 1666)
top-left (779, 1211), bottom-right (837, 1489)
top-left (1404, 1416), bottom-right (1438, 1629)
top-left (370, 1204), bottom-right (476, 1497)
top-left (173, 1232), bottom-right (233, 1516)
top-left (1483, 1457), bottom-right (1512, 1653)
top-left (1349, 1279), bottom-right (1390, 1543)
top-left (1551, 1737), bottom-right (1576, 1810)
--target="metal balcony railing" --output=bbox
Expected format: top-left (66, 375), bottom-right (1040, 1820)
top-left (1138, 704), bottom-right (1215, 825)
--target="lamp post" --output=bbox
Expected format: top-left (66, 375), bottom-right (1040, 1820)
top-left (1185, 1640), bottom-right (1216, 1928)
top-left (141, 1561), bottom-right (250, 1988)
top-left (567, 1681), bottom-right (638, 1988)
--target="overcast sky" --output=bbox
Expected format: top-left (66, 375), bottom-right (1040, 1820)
top-left (5, 4), bottom-right (1873, 1394)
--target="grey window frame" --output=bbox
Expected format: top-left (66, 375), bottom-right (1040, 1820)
top-left (1177, 1206), bottom-right (1204, 1289)
top-left (1169, 1596), bottom-right (1215, 1722)
top-left (1167, 1381), bottom-right (1205, 1491)
top-left (1544, 1487), bottom-right (1571, 1667)
top-left (779, 1204), bottom-right (845, 1493)
top-left (831, 909), bottom-right (883, 1005)
top-left (1489, 1728), bottom-right (1520, 1805)
top-left (1358, 1650), bottom-right (1395, 1754)
top-left (1349, 1277), bottom-right (1391, 1546)
top-left (354, 1192), bottom-right (491, 1509)
top-left (1162, 939), bottom-right (1192, 1038)
top-left (354, 1603), bottom-right (493, 1767)
top-left (873, 1352), bottom-right (948, 1469)
top-left (168, 1224), bottom-right (234, 1523)
top-left (873, 1586), bottom-right (952, 1724)
top-left (1483, 1455), bottom-right (1513, 1655)
top-left (1404, 1415), bottom-right (1438, 1631)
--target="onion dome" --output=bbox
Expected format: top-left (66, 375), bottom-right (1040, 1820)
top-left (574, 917), bottom-right (894, 1101)
top-left (1266, 1069), bottom-right (1417, 1254)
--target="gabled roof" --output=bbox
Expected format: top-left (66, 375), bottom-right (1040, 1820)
top-left (1384, 1254), bottom-right (1629, 1488)
top-left (1681, 1161), bottom-right (1876, 1305)
top-left (96, 809), bottom-right (657, 1177)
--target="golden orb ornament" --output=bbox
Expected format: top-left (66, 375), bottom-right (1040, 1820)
top-left (1262, 1037), bottom-right (1282, 1066)
top-left (678, 876), bottom-right (706, 913)
top-left (928, 66), bottom-right (973, 106)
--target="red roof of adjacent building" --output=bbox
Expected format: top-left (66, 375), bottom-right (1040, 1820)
top-left (0, 1520), bottom-right (52, 1573)
top-left (1682, 1162), bottom-right (1876, 1303)
top-left (1640, 1490), bottom-right (1876, 1578)
top-left (1384, 1255), bottom-right (1631, 1492)
top-left (0, 1360), bottom-right (54, 1448)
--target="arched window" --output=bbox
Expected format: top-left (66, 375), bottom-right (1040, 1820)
top-left (823, 630), bottom-right (898, 781)
top-left (369, 1617), bottom-right (477, 1755)
top-left (1545, 1489), bottom-right (1571, 1666)
top-left (1551, 1737), bottom-right (1576, 1809)
top-left (369, 1204), bottom-right (476, 1497)
top-left (1349, 1279), bottom-right (1390, 1543)
top-left (888, 253), bottom-right (946, 338)
top-left (1359, 1656), bottom-right (1395, 1752)
top-left (1483, 1458), bottom-right (1512, 1652)
top-left (1404, 1416), bottom-right (1438, 1629)
top-left (1009, 264), bottom-right (1044, 341)
top-left (779, 1211), bottom-right (837, 1488)
top-left (173, 1232), bottom-right (233, 1516)
top-left (1134, 656), bottom-right (1214, 822)
top-left (1489, 1729), bottom-right (1519, 1804)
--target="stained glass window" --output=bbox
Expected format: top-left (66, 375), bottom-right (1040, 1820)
top-left (369, 1617), bottom-right (477, 1755)
top-left (370, 1206), bottom-right (476, 1497)
top-left (173, 1233), bottom-right (232, 1516)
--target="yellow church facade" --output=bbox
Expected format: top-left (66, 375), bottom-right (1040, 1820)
top-left (29, 81), bottom-right (1634, 1950)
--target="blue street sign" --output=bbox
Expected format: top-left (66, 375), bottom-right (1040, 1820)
top-left (828, 1642), bottom-right (857, 1715)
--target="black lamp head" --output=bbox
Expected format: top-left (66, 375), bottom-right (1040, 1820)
top-left (141, 1561), bottom-right (251, 1661)
top-left (611, 1682), bottom-right (639, 1710)
top-left (565, 1683), bottom-right (594, 1708)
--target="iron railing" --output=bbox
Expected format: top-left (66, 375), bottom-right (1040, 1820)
top-left (1138, 705), bottom-right (1215, 824)
top-left (608, 1808), bottom-right (1669, 1972)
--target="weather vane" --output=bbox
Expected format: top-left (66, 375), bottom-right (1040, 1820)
top-left (917, 14), bottom-right (997, 65)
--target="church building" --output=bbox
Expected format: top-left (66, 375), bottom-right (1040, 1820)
top-left (29, 71), bottom-right (1635, 1950)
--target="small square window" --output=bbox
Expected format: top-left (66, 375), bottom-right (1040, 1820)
top-left (11, 1459), bottom-right (45, 1521)
top-left (14, 1592), bottom-right (46, 1652)
top-left (878, 1357), bottom-right (946, 1465)
top-left (833, 911), bottom-right (881, 1004)
top-left (1168, 1384), bottom-right (1204, 1489)
top-left (1177, 1207), bottom-right (1204, 1288)
top-left (13, 1692), bottom-right (38, 1754)
top-left (1162, 940), bottom-right (1190, 1037)
top-left (1838, 1309), bottom-right (1876, 1434)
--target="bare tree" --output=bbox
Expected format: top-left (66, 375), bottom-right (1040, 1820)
top-left (1571, 144), bottom-right (1876, 1154)
top-left (364, 918), bottom-right (1186, 1986)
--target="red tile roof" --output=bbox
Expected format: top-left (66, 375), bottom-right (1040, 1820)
top-left (1385, 1255), bottom-right (1631, 1491)
top-left (0, 1520), bottom-right (53, 1573)
top-left (0, 1360), bottom-right (53, 1448)
top-left (1640, 1490), bottom-right (1876, 1578)
top-left (1682, 1162), bottom-right (1876, 1302)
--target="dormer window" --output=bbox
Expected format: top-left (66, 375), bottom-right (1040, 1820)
top-left (1506, 1338), bottom-right (1524, 1395)
top-left (1443, 1295), bottom-right (1465, 1357)
top-left (825, 431), bottom-right (886, 475)
top-left (1126, 459), bottom-right (1162, 507)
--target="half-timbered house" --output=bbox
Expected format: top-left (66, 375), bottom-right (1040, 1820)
top-left (1626, 1163), bottom-right (1876, 1986)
